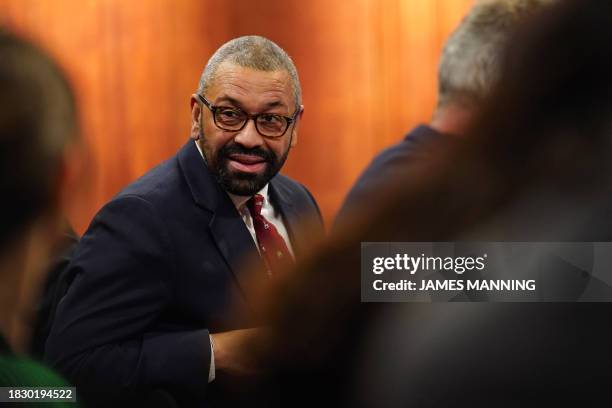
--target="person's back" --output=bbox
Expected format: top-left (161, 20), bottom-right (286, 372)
top-left (335, 0), bottom-right (554, 228)
top-left (254, 1), bottom-right (612, 406)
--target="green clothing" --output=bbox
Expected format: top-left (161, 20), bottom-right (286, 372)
top-left (0, 355), bottom-right (77, 407)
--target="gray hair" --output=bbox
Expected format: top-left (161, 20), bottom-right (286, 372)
top-left (197, 35), bottom-right (301, 109)
top-left (437, 0), bottom-right (554, 109)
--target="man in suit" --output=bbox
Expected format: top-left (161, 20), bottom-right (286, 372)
top-left (335, 0), bottom-right (552, 226)
top-left (46, 35), bottom-right (323, 406)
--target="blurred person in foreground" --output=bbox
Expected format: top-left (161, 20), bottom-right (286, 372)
top-left (0, 29), bottom-right (78, 404)
top-left (252, 0), bottom-right (612, 406)
top-left (336, 0), bottom-right (553, 226)
top-left (46, 35), bottom-right (323, 406)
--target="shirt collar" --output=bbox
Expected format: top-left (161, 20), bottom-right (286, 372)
top-left (228, 184), bottom-right (269, 210)
top-left (194, 140), bottom-right (269, 211)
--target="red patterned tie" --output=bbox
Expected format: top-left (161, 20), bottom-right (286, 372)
top-left (247, 194), bottom-right (293, 276)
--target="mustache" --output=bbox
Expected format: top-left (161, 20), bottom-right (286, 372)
top-left (218, 143), bottom-right (275, 162)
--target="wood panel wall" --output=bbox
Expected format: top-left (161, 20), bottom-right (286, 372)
top-left (0, 0), bottom-right (473, 233)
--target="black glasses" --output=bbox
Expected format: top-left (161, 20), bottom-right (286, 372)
top-left (198, 94), bottom-right (299, 138)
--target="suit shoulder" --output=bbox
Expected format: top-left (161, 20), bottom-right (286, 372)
top-left (114, 155), bottom-right (182, 205)
top-left (272, 173), bottom-right (321, 217)
top-left (272, 173), bottom-right (316, 202)
top-left (272, 173), bottom-right (305, 190)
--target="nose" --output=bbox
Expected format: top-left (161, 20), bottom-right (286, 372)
top-left (233, 118), bottom-right (264, 149)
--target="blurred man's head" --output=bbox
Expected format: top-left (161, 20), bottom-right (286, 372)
top-left (190, 36), bottom-right (303, 196)
top-left (0, 29), bottom-right (77, 350)
top-left (432, 0), bottom-right (553, 134)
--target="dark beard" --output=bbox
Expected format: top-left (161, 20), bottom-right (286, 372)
top-left (209, 142), bottom-right (290, 196)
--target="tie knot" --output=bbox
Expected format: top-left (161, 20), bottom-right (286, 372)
top-left (247, 194), bottom-right (264, 216)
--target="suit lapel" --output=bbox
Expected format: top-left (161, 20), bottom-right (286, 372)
top-left (269, 178), bottom-right (302, 258)
top-left (177, 141), bottom-right (264, 299)
top-left (208, 208), bottom-right (265, 299)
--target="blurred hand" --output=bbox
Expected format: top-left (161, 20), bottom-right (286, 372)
top-left (211, 328), bottom-right (264, 376)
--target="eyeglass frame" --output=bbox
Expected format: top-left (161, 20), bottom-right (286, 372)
top-left (197, 94), bottom-right (300, 139)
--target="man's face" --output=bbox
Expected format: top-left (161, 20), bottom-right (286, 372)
top-left (191, 61), bottom-right (301, 196)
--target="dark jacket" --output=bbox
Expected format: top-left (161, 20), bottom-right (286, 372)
top-left (335, 125), bottom-right (444, 227)
top-left (45, 140), bottom-right (323, 406)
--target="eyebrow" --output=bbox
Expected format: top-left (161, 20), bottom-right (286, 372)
top-left (214, 96), bottom-right (288, 111)
top-left (214, 96), bottom-right (243, 108)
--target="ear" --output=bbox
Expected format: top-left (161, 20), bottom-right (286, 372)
top-left (190, 94), bottom-right (202, 140)
top-left (290, 105), bottom-right (304, 148)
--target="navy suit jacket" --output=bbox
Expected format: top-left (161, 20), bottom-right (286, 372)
top-left (45, 141), bottom-right (323, 406)
top-left (335, 125), bottom-right (444, 227)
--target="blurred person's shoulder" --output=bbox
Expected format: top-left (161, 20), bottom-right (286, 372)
top-left (0, 355), bottom-right (68, 387)
top-left (0, 352), bottom-right (77, 407)
top-left (368, 125), bottom-right (444, 173)
top-left (350, 124), bottom-right (445, 195)
top-left (2, 333), bottom-right (65, 387)
top-left (335, 125), bottom-right (445, 226)
top-left (0, 356), bottom-right (76, 407)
